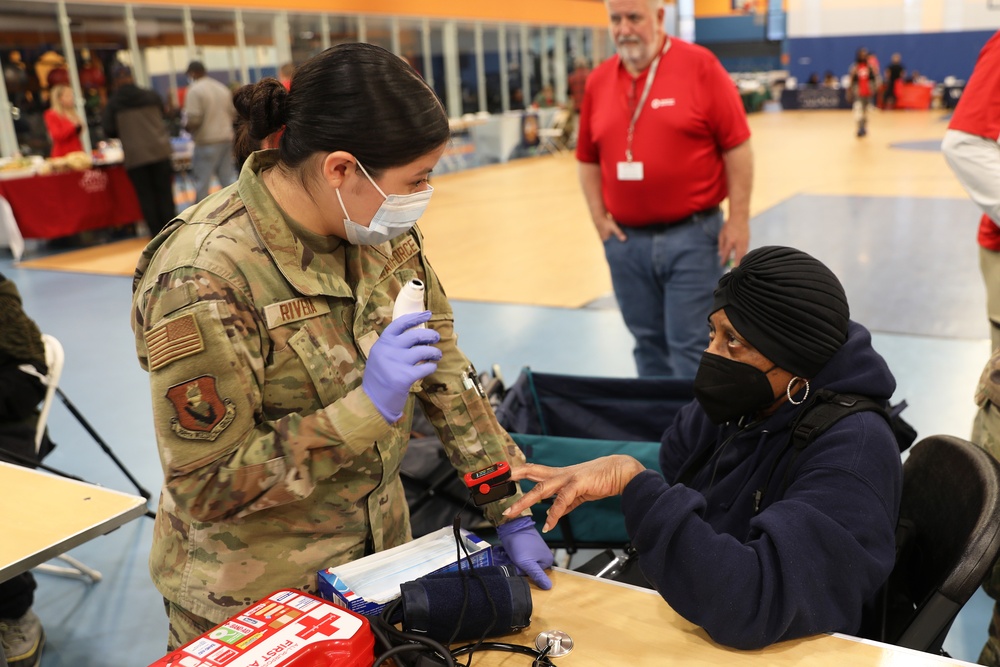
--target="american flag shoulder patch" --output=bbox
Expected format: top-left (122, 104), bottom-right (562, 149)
top-left (146, 313), bottom-right (205, 371)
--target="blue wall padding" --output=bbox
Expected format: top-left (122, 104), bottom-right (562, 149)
top-left (695, 15), bottom-right (767, 43)
top-left (785, 30), bottom-right (996, 83)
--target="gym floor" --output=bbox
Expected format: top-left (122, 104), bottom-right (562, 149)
top-left (1, 106), bottom-right (992, 665)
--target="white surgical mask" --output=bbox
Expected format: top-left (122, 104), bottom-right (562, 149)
top-left (336, 161), bottom-right (432, 246)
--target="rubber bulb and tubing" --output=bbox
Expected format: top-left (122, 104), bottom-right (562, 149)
top-left (393, 279), bottom-right (426, 328)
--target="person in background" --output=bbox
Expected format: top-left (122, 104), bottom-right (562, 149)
top-left (566, 57), bottom-right (591, 145)
top-left (78, 48), bottom-right (107, 110)
top-left (941, 28), bottom-right (1000, 667)
top-left (532, 83), bottom-right (557, 108)
top-left (510, 87), bottom-right (525, 110)
top-left (182, 60), bottom-right (237, 203)
top-left (132, 43), bottom-right (552, 650)
top-left (508, 112), bottom-right (542, 160)
top-left (0, 273), bottom-right (52, 667)
top-left (568, 57), bottom-right (590, 113)
top-left (33, 51), bottom-right (65, 103)
top-left (504, 246), bottom-right (902, 650)
top-left (882, 53), bottom-right (905, 110)
top-left (43, 84), bottom-right (83, 157)
top-left (866, 50), bottom-right (881, 87)
top-left (577, 0), bottom-right (752, 378)
top-left (278, 62), bottom-right (295, 91)
top-left (102, 65), bottom-right (176, 237)
top-left (848, 47), bottom-right (879, 137)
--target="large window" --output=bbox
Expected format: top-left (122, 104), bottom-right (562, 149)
top-left (505, 26), bottom-right (526, 110)
top-left (0, 1), bottom-right (604, 156)
top-left (398, 18), bottom-right (425, 79)
top-left (427, 23), bottom-right (446, 104)
top-left (188, 8), bottom-right (237, 86)
top-left (133, 5), bottom-right (185, 111)
top-left (289, 14), bottom-right (326, 65)
top-left (482, 25), bottom-right (502, 113)
top-left (65, 2), bottom-right (131, 145)
top-left (457, 23), bottom-right (478, 115)
top-left (327, 15), bottom-right (359, 47)
top-left (1, 1), bottom-right (77, 154)
top-left (364, 15), bottom-right (394, 53)
top-left (241, 11), bottom-right (278, 84)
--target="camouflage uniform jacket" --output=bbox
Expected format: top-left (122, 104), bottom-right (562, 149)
top-left (131, 151), bottom-right (527, 624)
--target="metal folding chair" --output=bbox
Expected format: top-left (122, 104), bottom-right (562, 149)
top-left (32, 334), bottom-right (104, 582)
top-left (536, 109), bottom-right (572, 155)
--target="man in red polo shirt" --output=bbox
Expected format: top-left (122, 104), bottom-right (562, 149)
top-left (943, 30), bottom-right (1000, 352)
top-left (577, 0), bottom-right (752, 378)
top-left (942, 29), bottom-right (1000, 667)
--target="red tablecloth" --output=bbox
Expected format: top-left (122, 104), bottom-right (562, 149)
top-left (895, 83), bottom-right (934, 110)
top-left (0, 165), bottom-right (142, 239)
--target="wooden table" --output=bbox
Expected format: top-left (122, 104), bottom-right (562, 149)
top-left (469, 568), bottom-right (977, 666)
top-left (0, 461), bottom-right (147, 582)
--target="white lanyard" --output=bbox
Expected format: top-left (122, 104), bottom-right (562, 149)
top-left (625, 36), bottom-right (671, 162)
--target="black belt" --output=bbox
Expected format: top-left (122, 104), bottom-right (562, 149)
top-left (628, 206), bottom-right (721, 233)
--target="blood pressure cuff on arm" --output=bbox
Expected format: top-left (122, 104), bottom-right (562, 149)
top-left (400, 566), bottom-right (533, 642)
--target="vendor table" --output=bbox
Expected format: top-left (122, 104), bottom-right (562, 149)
top-left (780, 87), bottom-right (850, 110)
top-left (943, 84), bottom-right (965, 109)
top-left (0, 164), bottom-right (141, 240)
top-left (896, 82), bottom-right (935, 110)
top-left (469, 108), bottom-right (560, 165)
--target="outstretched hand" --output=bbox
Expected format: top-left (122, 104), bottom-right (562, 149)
top-left (502, 455), bottom-right (647, 533)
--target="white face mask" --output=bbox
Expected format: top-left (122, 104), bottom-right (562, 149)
top-left (336, 161), bottom-right (433, 246)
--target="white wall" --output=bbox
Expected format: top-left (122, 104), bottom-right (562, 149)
top-left (788, 0), bottom-right (1000, 38)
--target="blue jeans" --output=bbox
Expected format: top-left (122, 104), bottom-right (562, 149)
top-left (191, 140), bottom-right (236, 203)
top-left (603, 208), bottom-right (724, 378)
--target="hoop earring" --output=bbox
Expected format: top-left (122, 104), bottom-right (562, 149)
top-left (787, 377), bottom-right (810, 405)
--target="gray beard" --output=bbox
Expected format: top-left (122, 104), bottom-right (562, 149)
top-left (616, 43), bottom-right (652, 70)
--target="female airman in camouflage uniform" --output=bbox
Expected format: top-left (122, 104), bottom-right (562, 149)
top-left (131, 43), bottom-right (552, 649)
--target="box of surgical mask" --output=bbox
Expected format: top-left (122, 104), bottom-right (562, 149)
top-left (317, 526), bottom-right (493, 617)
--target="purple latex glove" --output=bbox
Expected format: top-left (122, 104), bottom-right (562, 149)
top-left (362, 311), bottom-right (442, 422)
top-left (496, 515), bottom-right (553, 589)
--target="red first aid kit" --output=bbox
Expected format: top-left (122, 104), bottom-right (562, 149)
top-left (147, 589), bottom-right (375, 667)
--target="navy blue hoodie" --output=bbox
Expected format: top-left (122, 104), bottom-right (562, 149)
top-left (621, 321), bottom-right (902, 649)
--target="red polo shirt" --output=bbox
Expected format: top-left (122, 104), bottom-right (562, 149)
top-left (949, 30), bottom-right (1000, 142)
top-left (576, 38), bottom-right (750, 227)
top-left (947, 31), bottom-right (1000, 250)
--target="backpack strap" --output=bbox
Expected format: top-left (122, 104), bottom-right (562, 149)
top-left (753, 389), bottom-right (896, 514)
top-left (789, 389), bottom-right (890, 452)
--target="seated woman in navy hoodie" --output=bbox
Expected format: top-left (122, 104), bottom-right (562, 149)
top-left (504, 245), bottom-right (903, 650)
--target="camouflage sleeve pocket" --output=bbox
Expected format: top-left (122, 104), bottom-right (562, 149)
top-left (147, 300), bottom-right (258, 474)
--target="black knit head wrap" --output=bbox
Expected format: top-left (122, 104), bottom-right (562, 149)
top-left (711, 246), bottom-right (849, 378)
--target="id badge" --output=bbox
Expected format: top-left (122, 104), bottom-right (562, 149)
top-left (617, 161), bottom-right (644, 181)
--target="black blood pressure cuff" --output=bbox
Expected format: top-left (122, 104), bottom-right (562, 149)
top-left (400, 565), bottom-right (533, 642)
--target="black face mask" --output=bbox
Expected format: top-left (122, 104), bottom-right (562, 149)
top-left (693, 352), bottom-right (778, 425)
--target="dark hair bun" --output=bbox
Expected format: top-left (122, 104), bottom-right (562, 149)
top-left (233, 78), bottom-right (288, 140)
